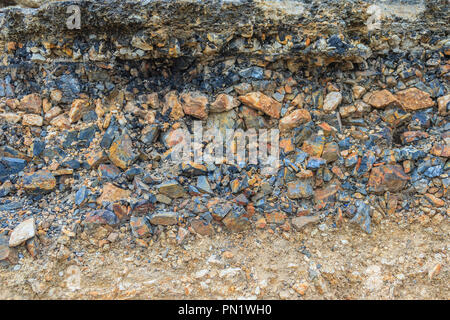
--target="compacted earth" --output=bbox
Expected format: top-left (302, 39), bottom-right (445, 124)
top-left (0, 0), bottom-right (448, 299)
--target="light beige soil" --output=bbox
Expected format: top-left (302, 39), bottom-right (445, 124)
top-left (0, 217), bottom-right (448, 300)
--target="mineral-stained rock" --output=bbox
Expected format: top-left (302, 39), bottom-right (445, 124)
top-left (350, 200), bottom-right (372, 234)
top-left (22, 114), bottom-right (43, 126)
top-left (9, 217), bottom-right (36, 247)
top-left (222, 208), bottom-right (250, 232)
top-left (210, 94), bottom-right (240, 113)
top-left (322, 142), bottom-right (339, 163)
top-left (314, 183), bottom-right (340, 209)
top-left (69, 99), bottom-right (90, 123)
top-left (130, 216), bottom-right (153, 238)
top-left (86, 149), bottom-right (108, 169)
top-left (323, 92), bottom-right (342, 113)
top-left (96, 182), bottom-right (131, 205)
top-left (291, 215), bottom-right (320, 230)
top-left (23, 170), bottom-right (56, 193)
top-left (430, 144), bottom-right (450, 158)
top-left (238, 92), bottom-right (282, 119)
top-left (368, 165), bottom-right (410, 193)
top-left (108, 134), bottom-right (137, 170)
top-left (84, 210), bottom-right (119, 226)
top-left (157, 179), bottom-right (186, 198)
top-left (364, 90), bottom-right (398, 109)
top-left (279, 109), bottom-right (311, 132)
top-left (19, 93), bottom-right (41, 114)
top-left (50, 114), bottom-right (71, 129)
top-left (163, 91), bottom-right (184, 121)
top-left (148, 211), bottom-right (181, 225)
top-left (180, 92), bottom-right (208, 120)
top-left (302, 135), bottom-right (325, 157)
top-left (395, 88), bottom-right (435, 111)
top-left (191, 218), bottom-right (214, 236)
top-left (287, 180), bottom-right (314, 199)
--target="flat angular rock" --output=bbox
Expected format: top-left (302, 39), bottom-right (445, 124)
top-left (210, 94), bottom-right (239, 113)
top-left (180, 92), bottom-right (209, 120)
top-left (364, 90), bottom-right (398, 109)
top-left (83, 210), bottom-right (119, 226)
top-left (395, 88), bottom-right (435, 111)
top-left (9, 218), bottom-right (36, 247)
top-left (279, 109), bottom-right (311, 132)
top-left (108, 134), bottom-right (137, 170)
top-left (239, 92), bottom-right (282, 119)
top-left (157, 179), bottom-right (186, 198)
top-left (323, 92), bottom-right (342, 113)
top-left (19, 93), bottom-right (41, 114)
top-left (368, 165), bottom-right (409, 193)
top-left (222, 207), bottom-right (250, 232)
top-left (287, 180), bottom-right (314, 199)
top-left (292, 215), bottom-right (320, 231)
top-left (130, 216), bottom-right (153, 238)
top-left (23, 170), bottom-right (56, 193)
top-left (96, 182), bottom-right (131, 204)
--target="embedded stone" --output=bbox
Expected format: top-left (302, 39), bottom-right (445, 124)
top-left (210, 94), bottom-right (240, 113)
top-left (279, 109), bottom-right (311, 132)
top-left (108, 134), bottom-right (137, 170)
top-left (163, 91), bottom-right (184, 121)
top-left (96, 182), bottom-right (131, 204)
top-left (148, 211), bottom-right (181, 225)
top-left (22, 114), bottom-right (43, 126)
top-left (157, 179), bottom-right (186, 198)
top-left (323, 91), bottom-right (342, 113)
top-left (364, 90), bottom-right (397, 109)
top-left (8, 218), bottom-right (36, 247)
top-left (84, 210), bottom-right (119, 226)
top-left (287, 180), bottom-right (314, 199)
top-left (238, 92), bottom-right (282, 119)
top-left (19, 93), bottom-right (42, 114)
top-left (395, 88), bottom-right (435, 111)
top-left (368, 165), bottom-right (410, 193)
top-left (23, 170), bottom-right (56, 193)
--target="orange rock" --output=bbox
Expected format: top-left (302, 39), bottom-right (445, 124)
top-left (180, 92), bottom-right (209, 120)
top-left (395, 88), bottom-right (435, 111)
top-left (96, 183), bottom-right (131, 205)
top-left (238, 92), bottom-right (282, 118)
top-left (430, 144), bottom-right (449, 158)
top-left (437, 94), bottom-right (449, 115)
top-left (363, 89), bottom-right (398, 109)
top-left (279, 109), bottom-right (311, 132)
top-left (69, 99), bottom-right (90, 123)
top-left (162, 91), bottom-right (184, 121)
top-left (19, 93), bottom-right (42, 114)
top-left (210, 93), bottom-right (240, 113)
top-left (50, 114), bottom-right (71, 129)
top-left (368, 165), bottom-right (409, 193)
top-left (22, 114), bottom-right (43, 126)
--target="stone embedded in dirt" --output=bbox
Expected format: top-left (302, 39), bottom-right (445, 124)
top-left (8, 218), bottom-right (36, 247)
top-left (83, 210), bottom-right (119, 226)
top-left (222, 207), bottom-right (250, 232)
top-left (0, 235), bottom-right (18, 264)
top-left (363, 90), bottom-right (398, 109)
top-left (368, 165), bottom-right (410, 193)
top-left (210, 94), bottom-right (240, 113)
top-left (163, 91), bottom-right (184, 121)
top-left (401, 131), bottom-right (429, 144)
top-left (86, 149), bottom-right (108, 169)
top-left (22, 114), bottom-right (43, 126)
top-left (291, 215), bottom-right (320, 231)
top-left (437, 94), bottom-right (449, 115)
top-left (130, 216), bottom-right (153, 238)
top-left (322, 142), bottom-right (339, 163)
top-left (314, 183), bottom-right (340, 209)
top-left (350, 200), bottom-right (372, 234)
top-left (287, 180), bottom-right (314, 199)
top-left (69, 99), bottom-right (90, 123)
top-left (23, 170), bottom-right (56, 193)
top-left (148, 211), bottom-right (181, 225)
top-left (430, 144), bottom-right (449, 158)
top-left (301, 135), bottom-right (325, 157)
top-left (323, 92), bottom-right (342, 113)
top-left (96, 182), bottom-right (131, 205)
top-left (395, 88), bottom-right (435, 111)
top-left (180, 92), bottom-right (209, 120)
top-left (0, 113), bottom-right (22, 124)
top-left (279, 109), bottom-right (311, 132)
top-left (19, 93), bottom-right (42, 114)
top-left (352, 85), bottom-right (366, 99)
top-left (157, 180), bottom-right (186, 198)
top-left (108, 134), bottom-right (137, 170)
top-left (190, 218), bottom-right (214, 236)
top-left (49, 114), bottom-right (71, 129)
top-left (238, 92), bottom-right (282, 119)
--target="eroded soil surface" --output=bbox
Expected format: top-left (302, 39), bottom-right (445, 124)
top-left (1, 218), bottom-right (448, 300)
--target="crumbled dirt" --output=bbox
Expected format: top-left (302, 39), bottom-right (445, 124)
top-left (1, 218), bottom-right (448, 300)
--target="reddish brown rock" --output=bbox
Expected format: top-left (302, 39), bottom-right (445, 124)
top-left (395, 88), bottom-right (435, 111)
top-left (19, 93), bottom-right (42, 114)
top-left (238, 92), bottom-right (282, 119)
top-left (279, 109), bottom-right (311, 132)
top-left (180, 92), bottom-right (209, 120)
top-left (22, 114), bottom-right (43, 127)
top-left (50, 114), bottom-right (71, 129)
top-left (69, 99), bottom-right (90, 123)
top-left (368, 165), bottom-right (409, 193)
top-left (430, 144), bottom-right (450, 158)
top-left (190, 218), bottom-right (214, 236)
top-left (23, 171), bottom-right (56, 193)
top-left (363, 90), bottom-right (398, 109)
top-left (44, 106), bottom-right (62, 122)
top-left (162, 91), bottom-right (184, 121)
top-left (108, 134), bottom-right (137, 170)
top-left (314, 183), bottom-right (340, 209)
top-left (401, 131), bottom-right (429, 144)
top-left (96, 182), bottom-right (131, 205)
top-left (210, 93), bottom-right (240, 113)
